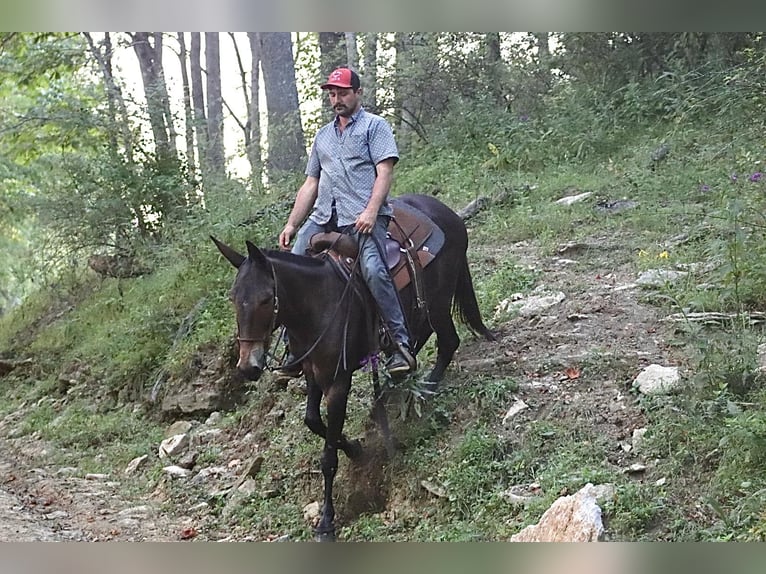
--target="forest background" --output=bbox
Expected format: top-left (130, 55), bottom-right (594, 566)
top-left (3, 33), bottom-right (766, 542)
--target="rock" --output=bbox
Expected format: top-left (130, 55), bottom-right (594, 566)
top-left (160, 375), bottom-right (246, 417)
top-left (495, 292), bottom-right (566, 319)
top-left (162, 465), bottom-right (191, 478)
top-left (85, 473), bottom-right (109, 480)
top-left (177, 451), bottom-right (198, 470)
top-left (195, 428), bottom-right (224, 444)
top-left (510, 483), bottom-right (605, 542)
top-left (164, 420), bottom-right (193, 438)
top-left (636, 269), bottom-right (687, 287)
top-left (595, 199), bottom-right (639, 213)
top-left (555, 191), bottom-right (593, 206)
top-left (633, 364), bottom-right (681, 395)
top-left (191, 466), bottom-right (229, 485)
top-left (158, 434), bottom-right (190, 459)
top-left (117, 505), bottom-right (152, 518)
top-left (502, 398), bottom-right (529, 426)
top-left (501, 483), bottom-right (542, 506)
top-left (303, 501), bottom-right (321, 522)
top-left (237, 478), bottom-right (258, 496)
top-left (124, 454), bottom-right (149, 476)
top-left (205, 411), bottom-right (222, 426)
top-left (631, 428), bottom-right (648, 453)
top-left (421, 480), bottom-right (448, 498)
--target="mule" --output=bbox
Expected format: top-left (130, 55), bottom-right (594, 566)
top-left (211, 194), bottom-right (495, 540)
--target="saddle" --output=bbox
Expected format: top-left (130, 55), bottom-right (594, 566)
top-left (308, 200), bottom-right (445, 295)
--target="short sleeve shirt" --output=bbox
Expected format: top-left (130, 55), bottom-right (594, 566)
top-left (306, 107), bottom-right (399, 227)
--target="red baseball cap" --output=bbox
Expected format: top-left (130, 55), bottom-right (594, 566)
top-left (321, 67), bottom-right (360, 90)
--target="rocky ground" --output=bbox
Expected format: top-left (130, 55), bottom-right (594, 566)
top-left (0, 231), bottom-right (683, 541)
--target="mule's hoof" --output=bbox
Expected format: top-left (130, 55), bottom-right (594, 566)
top-left (344, 439), bottom-right (363, 460)
top-left (313, 528), bottom-right (336, 542)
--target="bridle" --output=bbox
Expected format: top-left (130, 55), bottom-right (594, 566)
top-left (236, 262), bottom-right (279, 348)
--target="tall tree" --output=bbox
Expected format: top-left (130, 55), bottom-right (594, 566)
top-left (130, 32), bottom-right (178, 169)
top-left (259, 32), bottom-right (306, 176)
top-left (204, 32), bottom-right (225, 178)
top-left (247, 32), bottom-right (263, 190)
top-left (485, 33), bottom-right (505, 103)
top-left (361, 33), bottom-right (378, 113)
top-left (83, 33), bottom-right (134, 162)
top-left (189, 33), bottom-right (207, 181)
top-left (394, 33), bottom-right (419, 144)
top-left (318, 32), bottom-right (346, 78)
top-left (345, 32), bottom-right (358, 70)
top-left (176, 32), bottom-right (197, 179)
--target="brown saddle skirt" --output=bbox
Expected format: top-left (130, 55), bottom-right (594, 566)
top-left (308, 201), bottom-right (441, 291)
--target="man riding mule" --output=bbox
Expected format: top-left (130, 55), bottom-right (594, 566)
top-left (212, 192), bottom-right (495, 540)
top-left (278, 67), bottom-right (416, 379)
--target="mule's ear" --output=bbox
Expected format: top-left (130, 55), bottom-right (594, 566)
top-left (211, 235), bottom-right (245, 268)
top-left (245, 240), bottom-right (270, 267)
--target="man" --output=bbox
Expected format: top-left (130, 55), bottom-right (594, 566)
top-left (277, 67), bottom-right (416, 378)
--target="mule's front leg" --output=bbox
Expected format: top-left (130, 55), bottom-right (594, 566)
top-left (314, 382), bottom-right (351, 541)
top-left (315, 442), bottom-right (338, 541)
top-left (304, 377), bottom-right (361, 460)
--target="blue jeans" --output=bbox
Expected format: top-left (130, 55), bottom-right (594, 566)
top-left (292, 217), bottom-right (411, 350)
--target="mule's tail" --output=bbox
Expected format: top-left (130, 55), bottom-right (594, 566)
top-left (453, 257), bottom-right (496, 341)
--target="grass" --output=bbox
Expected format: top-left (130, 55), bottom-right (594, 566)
top-left (5, 77), bottom-right (766, 542)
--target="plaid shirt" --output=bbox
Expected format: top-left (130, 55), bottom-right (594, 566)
top-left (305, 107), bottom-right (399, 227)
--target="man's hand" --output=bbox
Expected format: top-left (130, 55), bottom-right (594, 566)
top-left (279, 225), bottom-right (296, 250)
top-left (354, 207), bottom-right (377, 234)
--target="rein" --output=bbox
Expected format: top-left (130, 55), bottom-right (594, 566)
top-left (270, 236), bottom-right (363, 373)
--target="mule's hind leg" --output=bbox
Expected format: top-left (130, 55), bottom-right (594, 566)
top-left (426, 309), bottom-right (460, 384)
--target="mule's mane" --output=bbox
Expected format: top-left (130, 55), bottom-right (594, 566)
top-left (262, 249), bottom-right (326, 267)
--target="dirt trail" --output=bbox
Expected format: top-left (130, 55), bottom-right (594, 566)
top-left (0, 234), bottom-right (677, 541)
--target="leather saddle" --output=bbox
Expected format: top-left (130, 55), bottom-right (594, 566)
top-left (308, 200), bottom-right (445, 292)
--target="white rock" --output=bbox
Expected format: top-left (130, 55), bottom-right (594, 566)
top-left (124, 454), bottom-right (149, 476)
top-left (555, 191), bottom-right (593, 206)
top-left (496, 292), bottom-right (566, 319)
top-left (303, 501), bottom-right (321, 522)
top-left (158, 433), bottom-right (190, 459)
top-left (162, 465), bottom-right (191, 478)
top-left (636, 269), bottom-right (687, 287)
top-left (502, 398), bottom-right (530, 426)
top-left (85, 473), bottom-right (109, 480)
top-left (510, 483), bottom-right (605, 542)
top-left (632, 428), bottom-right (648, 452)
top-left (117, 505), bottom-right (152, 518)
top-left (205, 411), bottom-right (222, 426)
top-left (633, 364), bottom-right (681, 395)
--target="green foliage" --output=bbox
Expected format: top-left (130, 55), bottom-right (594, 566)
top-left (5, 32), bottom-right (766, 542)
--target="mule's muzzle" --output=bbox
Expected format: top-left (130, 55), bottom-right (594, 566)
top-left (237, 341), bottom-right (268, 381)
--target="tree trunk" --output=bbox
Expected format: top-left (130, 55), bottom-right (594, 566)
top-left (82, 32), bottom-right (134, 163)
top-left (260, 32), bottom-right (306, 176)
top-left (318, 32), bottom-right (345, 78)
top-left (534, 32), bottom-right (552, 87)
top-left (131, 32), bottom-right (178, 169)
top-left (345, 32), bottom-right (358, 70)
top-left (361, 33), bottom-right (378, 113)
top-left (176, 32), bottom-right (197, 180)
top-left (247, 32), bottom-right (263, 191)
top-left (205, 32), bottom-right (225, 177)
top-left (83, 32), bottom-right (149, 238)
top-left (189, 33), bottom-right (207, 181)
top-left (394, 32), bottom-right (417, 145)
top-left (485, 33), bottom-right (505, 104)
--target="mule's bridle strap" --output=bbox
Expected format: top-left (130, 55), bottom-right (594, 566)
top-left (236, 263), bottom-right (279, 345)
